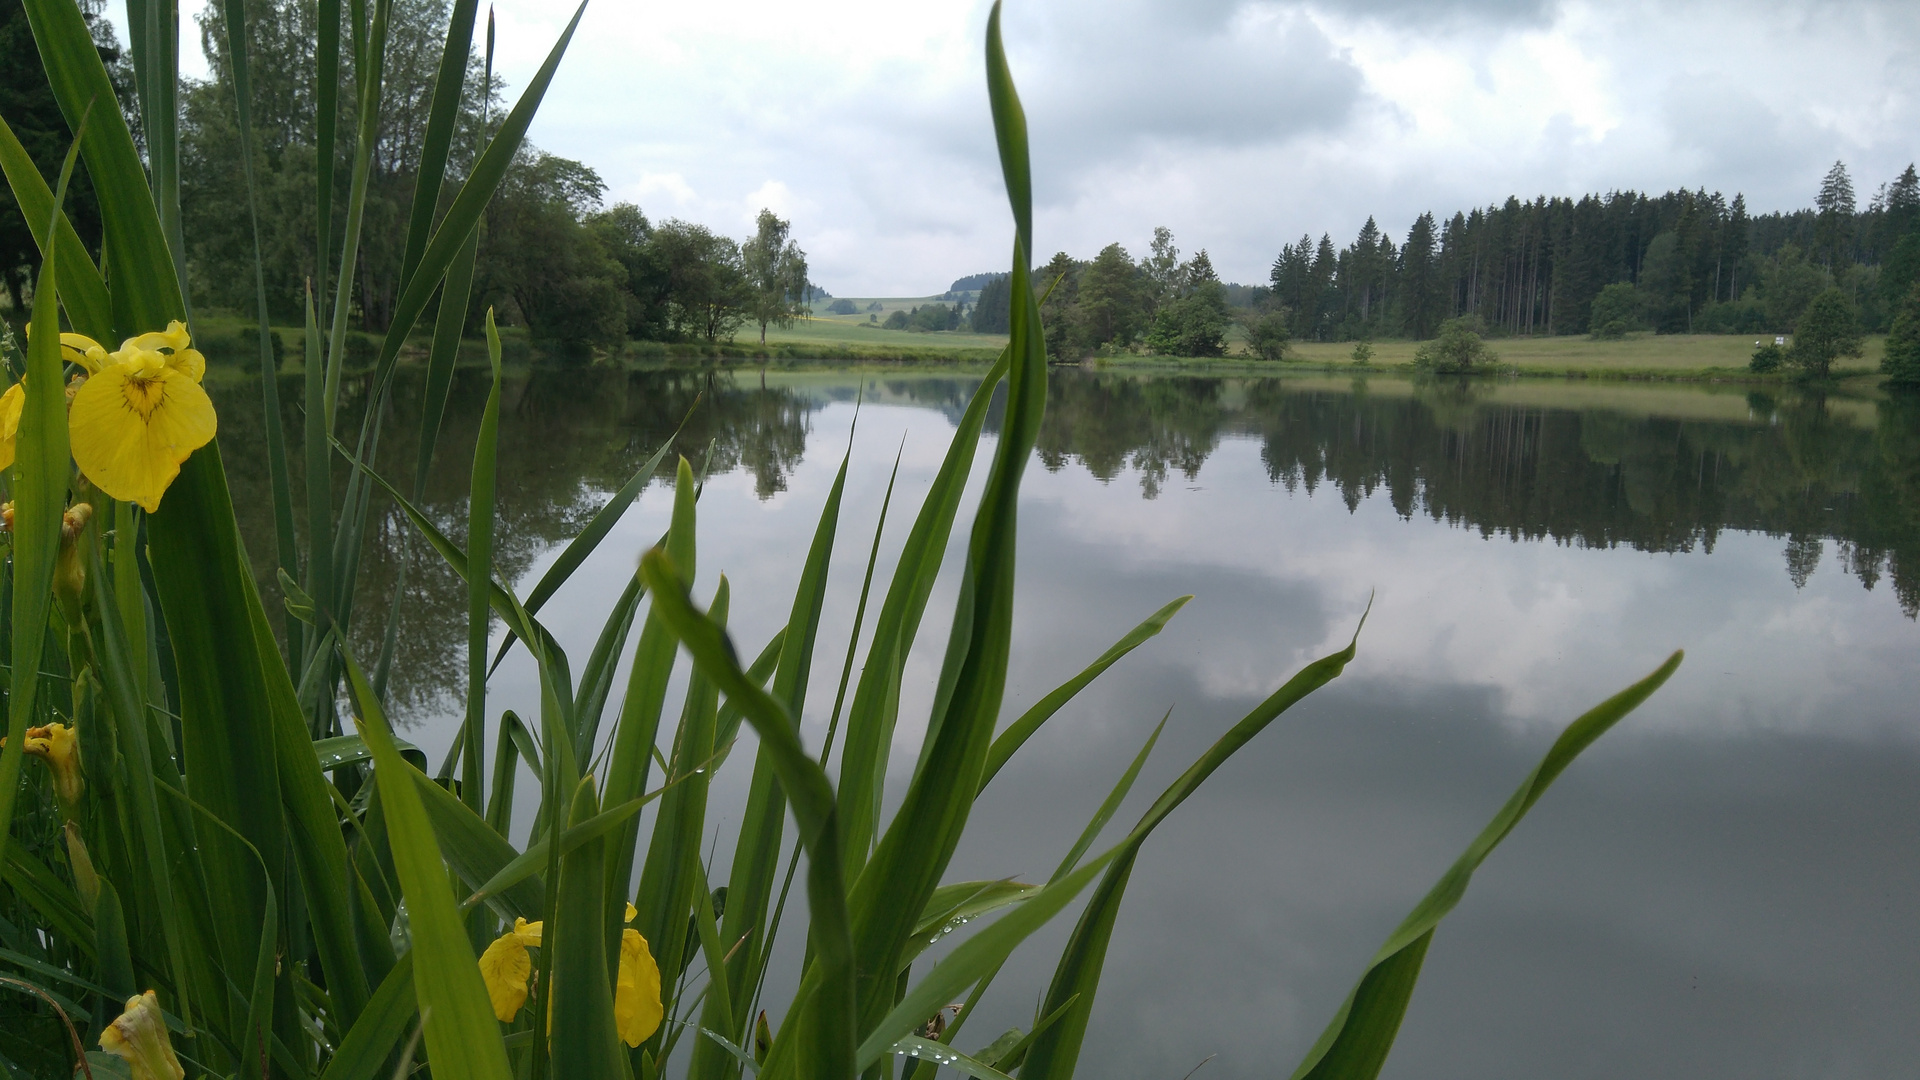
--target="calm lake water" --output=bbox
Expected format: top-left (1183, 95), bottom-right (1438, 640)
top-left (221, 364), bottom-right (1920, 1079)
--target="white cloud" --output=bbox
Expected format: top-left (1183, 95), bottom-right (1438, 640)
top-left (140, 0), bottom-right (1920, 295)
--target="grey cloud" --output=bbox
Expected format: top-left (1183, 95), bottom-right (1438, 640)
top-left (1010, 1), bottom-right (1366, 187)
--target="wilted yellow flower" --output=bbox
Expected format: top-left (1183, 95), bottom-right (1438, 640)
top-left (67, 320), bottom-right (216, 512)
top-left (1, 722), bottom-right (83, 807)
top-left (476, 905), bottom-right (663, 1047)
top-left (98, 990), bottom-right (184, 1080)
top-left (478, 917), bottom-right (543, 1022)
top-left (0, 381), bottom-right (23, 473)
top-left (615, 926), bottom-right (663, 1046)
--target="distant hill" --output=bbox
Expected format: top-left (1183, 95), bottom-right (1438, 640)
top-left (948, 272), bottom-right (1008, 293)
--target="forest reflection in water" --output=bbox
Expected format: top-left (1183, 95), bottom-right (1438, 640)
top-left (204, 362), bottom-right (1920, 1077)
top-left (211, 364), bottom-right (1920, 718)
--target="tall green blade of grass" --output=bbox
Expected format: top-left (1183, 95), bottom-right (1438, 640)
top-left (244, 561), bottom-right (377, 1028)
top-left (398, 0), bottom-right (478, 287)
top-left (0, 117), bottom-right (111, 340)
top-left (301, 286), bottom-right (335, 696)
top-left (318, 953), bottom-right (416, 1080)
top-left (364, 0), bottom-right (588, 397)
top-left (1018, 624), bottom-right (1366, 1079)
top-left (601, 458), bottom-right (695, 908)
top-left (631, 577), bottom-right (727, 1056)
top-left (343, 647), bottom-right (514, 1080)
top-left (907, 718), bottom-right (1168, 1079)
top-left (461, 311), bottom-right (506, 816)
top-left (413, 224), bottom-right (479, 497)
top-left (1287, 651), bottom-right (1684, 1080)
top-left (20, 0), bottom-right (180, 331)
top-left (0, 134), bottom-right (78, 851)
top-left (550, 777), bottom-right (629, 1076)
top-left (976, 595), bottom-right (1190, 791)
top-left (840, 3), bottom-right (1050, 1058)
top-left (316, 0), bottom-right (342, 311)
top-left (323, 0), bottom-right (390, 432)
top-left (709, 439), bottom-right (849, 1043)
top-left (219, 0), bottom-right (302, 657)
top-left (127, 0), bottom-right (185, 302)
top-left (833, 351), bottom-right (1006, 881)
top-left (640, 550), bottom-right (858, 1080)
top-left (85, 543), bottom-right (195, 1030)
top-left (487, 407), bottom-right (695, 679)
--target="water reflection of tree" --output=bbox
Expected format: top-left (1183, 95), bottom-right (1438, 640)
top-left (1034, 375), bottom-right (1224, 497)
top-left (211, 366), bottom-right (814, 718)
top-left (1035, 371), bottom-right (1920, 616)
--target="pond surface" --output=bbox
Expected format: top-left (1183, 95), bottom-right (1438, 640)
top-left (220, 365), bottom-right (1920, 1080)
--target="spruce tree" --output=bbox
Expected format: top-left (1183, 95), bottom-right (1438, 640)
top-left (1883, 283), bottom-right (1920, 387)
top-left (1814, 161), bottom-right (1857, 269)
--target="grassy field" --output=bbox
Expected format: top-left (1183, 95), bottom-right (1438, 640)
top-left (176, 307), bottom-right (1889, 383)
top-left (1104, 331), bottom-right (1889, 381)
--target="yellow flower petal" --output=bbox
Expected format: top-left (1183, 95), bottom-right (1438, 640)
top-left (68, 363), bottom-right (217, 512)
top-left (98, 990), bottom-right (184, 1080)
top-left (0, 381), bottom-right (23, 471)
top-left (625, 902), bottom-right (638, 923)
top-left (58, 333), bottom-right (109, 374)
top-left (120, 320), bottom-right (191, 356)
top-left (478, 932), bottom-right (533, 1022)
top-left (168, 347), bottom-right (205, 382)
top-left (614, 927), bottom-right (663, 1047)
top-left (512, 916), bottom-right (544, 946)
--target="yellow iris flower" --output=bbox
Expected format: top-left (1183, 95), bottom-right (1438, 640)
top-left (477, 902), bottom-right (663, 1047)
top-left (63, 321), bottom-right (216, 512)
top-left (6, 321), bottom-right (217, 509)
top-left (98, 990), bottom-right (185, 1080)
top-left (0, 722), bottom-right (83, 808)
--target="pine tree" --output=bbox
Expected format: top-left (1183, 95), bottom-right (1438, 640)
top-left (1725, 193), bottom-right (1750, 301)
top-left (1814, 161), bottom-right (1857, 269)
top-left (1883, 283), bottom-right (1920, 387)
top-left (1399, 212), bottom-right (1441, 339)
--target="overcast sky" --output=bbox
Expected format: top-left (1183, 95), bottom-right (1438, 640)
top-left (161, 0), bottom-right (1920, 296)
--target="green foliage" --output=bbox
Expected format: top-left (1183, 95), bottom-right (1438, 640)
top-left (1350, 339), bottom-right (1373, 364)
top-left (1788, 287), bottom-right (1862, 378)
top-left (882, 308), bottom-right (909, 330)
top-left (826, 297), bottom-right (857, 315)
top-left (1144, 282), bottom-right (1230, 357)
top-left (1695, 294), bottom-right (1768, 334)
top-left (1880, 283), bottom-right (1920, 386)
top-left (1749, 341), bottom-right (1784, 373)
top-left (480, 150), bottom-right (625, 357)
top-left (653, 218), bottom-right (748, 342)
top-left (1761, 242), bottom-right (1832, 331)
top-left (910, 303), bottom-right (960, 332)
top-left (1245, 308), bottom-right (1292, 361)
top-left (742, 208), bottom-right (809, 344)
top-left (1587, 282), bottom-right (1641, 337)
top-left (587, 202), bottom-right (672, 340)
top-left (1412, 315), bottom-right (1497, 372)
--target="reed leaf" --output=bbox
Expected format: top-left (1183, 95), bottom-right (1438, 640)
top-left (0, 116), bottom-right (109, 341)
top-left (1287, 651), bottom-right (1685, 1080)
top-left (979, 597), bottom-right (1189, 791)
top-left (1019, 619), bottom-right (1367, 1079)
top-left (218, 0), bottom-right (300, 644)
top-left (0, 127), bottom-right (76, 849)
top-left (343, 647), bottom-right (513, 1080)
top-left (639, 548), bottom-right (858, 1080)
top-left (550, 777), bottom-right (627, 1076)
